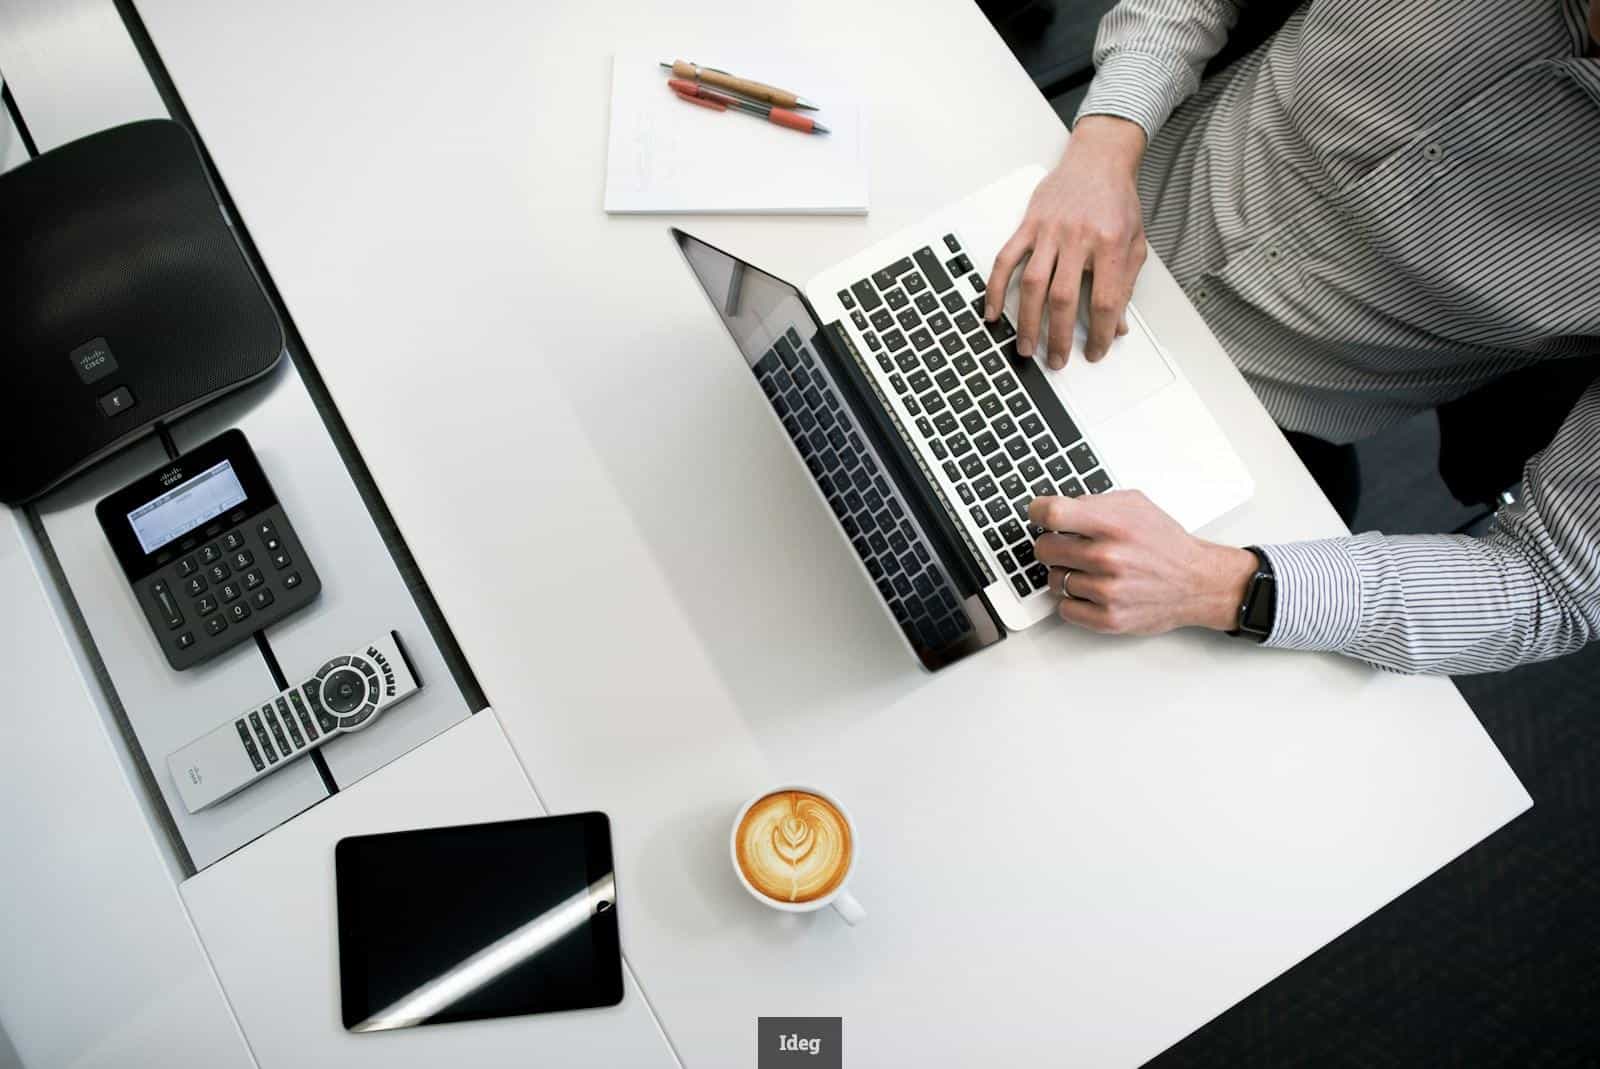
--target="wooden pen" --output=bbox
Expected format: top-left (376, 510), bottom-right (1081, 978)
top-left (659, 59), bottom-right (818, 111)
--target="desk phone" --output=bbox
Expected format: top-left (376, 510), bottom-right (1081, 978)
top-left (96, 429), bottom-right (321, 670)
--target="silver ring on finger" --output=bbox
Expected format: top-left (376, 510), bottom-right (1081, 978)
top-left (1060, 568), bottom-right (1081, 600)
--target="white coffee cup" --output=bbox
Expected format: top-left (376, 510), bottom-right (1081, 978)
top-left (730, 784), bottom-right (866, 926)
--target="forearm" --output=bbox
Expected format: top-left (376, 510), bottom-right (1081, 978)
top-left (1077, 0), bottom-right (1246, 140)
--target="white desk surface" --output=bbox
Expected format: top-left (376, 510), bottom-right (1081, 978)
top-left (134, 0), bottom-right (1530, 1065)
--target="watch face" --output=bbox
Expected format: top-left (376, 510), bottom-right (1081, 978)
top-left (1243, 574), bottom-right (1276, 635)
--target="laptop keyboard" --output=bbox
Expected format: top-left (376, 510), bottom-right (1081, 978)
top-left (837, 232), bottom-right (1115, 600)
top-left (754, 327), bottom-right (974, 652)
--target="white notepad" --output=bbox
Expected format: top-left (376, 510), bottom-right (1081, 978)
top-left (604, 52), bottom-right (869, 215)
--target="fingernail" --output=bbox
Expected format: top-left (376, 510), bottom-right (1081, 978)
top-left (1017, 337), bottom-right (1034, 356)
top-left (1050, 356), bottom-right (1064, 370)
top-left (984, 303), bottom-right (996, 321)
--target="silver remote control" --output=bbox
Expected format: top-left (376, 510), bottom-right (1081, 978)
top-left (167, 631), bottom-right (422, 813)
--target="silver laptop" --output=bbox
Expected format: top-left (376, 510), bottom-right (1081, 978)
top-left (675, 166), bottom-right (1252, 671)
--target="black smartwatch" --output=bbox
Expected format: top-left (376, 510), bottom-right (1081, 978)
top-left (1229, 546), bottom-right (1276, 643)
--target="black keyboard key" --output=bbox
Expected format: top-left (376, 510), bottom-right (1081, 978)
top-left (929, 440), bottom-right (947, 460)
top-left (916, 417), bottom-right (935, 438)
top-left (942, 291), bottom-right (965, 314)
top-left (1061, 477), bottom-right (1085, 498)
top-left (1007, 393), bottom-right (1031, 417)
top-left (1000, 520), bottom-right (1025, 544)
top-left (864, 331), bottom-right (881, 351)
top-left (974, 431), bottom-right (1000, 456)
top-left (1011, 573), bottom-right (1032, 598)
top-left (939, 332), bottom-right (963, 355)
top-left (957, 482), bottom-right (976, 504)
top-left (897, 307), bottom-right (919, 331)
top-left (953, 352), bottom-right (978, 375)
top-left (909, 328), bottom-right (934, 351)
top-left (987, 316), bottom-right (1017, 343)
top-left (980, 351), bottom-right (1005, 374)
top-left (889, 374), bottom-right (906, 395)
top-left (1068, 442), bottom-right (1099, 473)
top-left (921, 391), bottom-right (946, 414)
top-left (947, 253), bottom-right (973, 276)
top-left (968, 273), bottom-right (986, 293)
top-left (979, 393), bottom-right (1004, 417)
top-left (903, 272), bottom-right (927, 294)
top-left (943, 233), bottom-right (961, 253)
top-left (903, 394), bottom-right (921, 415)
top-left (914, 292), bottom-right (938, 314)
top-left (948, 391), bottom-right (972, 413)
top-left (1019, 458), bottom-right (1044, 481)
top-left (969, 504), bottom-right (988, 527)
top-left (1015, 501), bottom-right (1032, 523)
top-left (960, 411), bottom-right (985, 434)
top-left (959, 454), bottom-right (986, 478)
top-left (876, 352), bottom-right (893, 372)
top-left (992, 415), bottom-right (1017, 439)
top-left (884, 329), bottom-right (907, 352)
top-left (986, 499), bottom-right (1011, 523)
top-left (1014, 541), bottom-right (1037, 566)
top-left (870, 308), bottom-right (893, 331)
top-left (927, 312), bottom-right (951, 335)
top-left (885, 288), bottom-right (909, 310)
top-left (1047, 457), bottom-right (1073, 481)
top-left (1004, 436), bottom-right (1030, 460)
top-left (972, 475), bottom-right (997, 500)
top-left (996, 549), bottom-right (1018, 573)
top-left (961, 372), bottom-right (987, 397)
top-left (1001, 475), bottom-right (1025, 499)
top-left (893, 574), bottom-right (914, 598)
top-left (921, 348), bottom-right (947, 372)
top-left (1034, 435), bottom-right (1061, 458)
top-left (985, 528), bottom-right (1004, 550)
top-left (987, 453), bottom-right (1013, 477)
top-left (933, 411), bottom-right (959, 435)
top-left (838, 289), bottom-right (856, 309)
top-left (946, 432), bottom-right (972, 456)
top-left (873, 258), bottom-right (914, 290)
top-left (1026, 562), bottom-right (1050, 590)
top-left (896, 349), bottom-right (920, 373)
top-left (913, 246), bottom-right (953, 292)
top-left (1020, 414), bottom-right (1045, 438)
top-left (942, 461), bottom-right (962, 483)
top-left (934, 369), bottom-right (959, 392)
top-left (1085, 470), bottom-right (1114, 494)
top-left (955, 310), bottom-right (979, 333)
top-left (993, 373), bottom-right (1019, 395)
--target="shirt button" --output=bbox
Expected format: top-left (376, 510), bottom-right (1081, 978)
top-left (1195, 286), bottom-right (1210, 301)
top-left (1266, 245), bottom-right (1282, 262)
top-left (1424, 143), bottom-right (1444, 161)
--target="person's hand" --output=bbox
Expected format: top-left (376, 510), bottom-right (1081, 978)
top-left (985, 115), bottom-right (1148, 369)
top-left (1028, 491), bottom-right (1258, 635)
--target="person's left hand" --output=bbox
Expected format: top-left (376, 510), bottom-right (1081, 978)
top-left (1029, 491), bottom-right (1259, 635)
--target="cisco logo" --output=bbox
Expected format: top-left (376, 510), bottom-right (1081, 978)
top-left (159, 467), bottom-right (184, 487)
top-left (68, 336), bottom-right (120, 385)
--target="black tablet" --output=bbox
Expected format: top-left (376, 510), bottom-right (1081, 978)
top-left (335, 812), bottom-right (622, 1032)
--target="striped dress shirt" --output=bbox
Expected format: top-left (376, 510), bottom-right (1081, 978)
top-left (1076, 0), bottom-right (1600, 673)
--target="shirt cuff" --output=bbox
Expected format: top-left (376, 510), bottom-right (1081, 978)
top-left (1074, 51), bottom-right (1195, 142)
top-left (1256, 540), bottom-right (1365, 652)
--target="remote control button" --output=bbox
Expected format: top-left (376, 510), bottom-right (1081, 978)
top-left (321, 667), bottom-right (366, 714)
top-left (263, 705), bottom-right (290, 756)
top-left (252, 588), bottom-right (275, 610)
top-left (341, 703), bottom-right (376, 729)
top-left (228, 602), bottom-right (251, 623)
top-left (257, 520), bottom-right (275, 538)
top-left (367, 678), bottom-right (381, 703)
top-left (276, 698), bottom-right (305, 749)
top-left (222, 530), bottom-right (245, 551)
top-left (242, 569), bottom-right (264, 591)
top-left (289, 691), bottom-right (319, 740)
top-left (184, 575), bottom-right (207, 597)
top-left (270, 549), bottom-right (292, 570)
top-left (176, 631), bottom-right (195, 650)
top-left (151, 580), bottom-right (184, 630)
top-left (205, 615), bottom-right (228, 637)
top-left (249, 712), bottom-right (276, 761)
top-left (283, 572), bottom-right (301, 590)
top-left (231, 550), bottom-right (254, 570)
top-left (355, 659), bottom-right (376, 680)
top-left (317, 656), bottom-right (352, 678)
top-left (176, 557), bottom-right (198, 578)
top-left (197, 594), bottom-right (219, 615)
top-left (207, 562), bottom-right (231, 583)
top-left (221, 581), bottom-right (242, 603)
top-left (235, 719), bottom-right (250, 743)
top-left (199, 544), bottom-right (222, 565)
top-left (318, 713), bottom-right (338, 734)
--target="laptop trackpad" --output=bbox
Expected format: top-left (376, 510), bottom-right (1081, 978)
top-left (1052, 317), bottom-right (1175, 428)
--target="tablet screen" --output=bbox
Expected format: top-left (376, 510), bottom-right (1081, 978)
top-left (335, 812), bottom-right (622, 1031)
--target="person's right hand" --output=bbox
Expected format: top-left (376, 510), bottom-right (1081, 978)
top-left (985, 115), bottom-right (1149, 369)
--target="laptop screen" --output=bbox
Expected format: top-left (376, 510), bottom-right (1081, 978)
top-left (673, 229), bottom-right (1004, 670)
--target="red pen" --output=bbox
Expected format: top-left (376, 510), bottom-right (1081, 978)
top-left (667, 79), bottom-right (829, 135)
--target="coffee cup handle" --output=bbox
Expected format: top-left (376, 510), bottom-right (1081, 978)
top-left (831, 889), bottom-right (865, 926)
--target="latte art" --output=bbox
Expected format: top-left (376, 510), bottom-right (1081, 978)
top-left (735, 790), bottom-right (852, 904)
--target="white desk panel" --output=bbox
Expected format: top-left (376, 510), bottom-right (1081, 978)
top-left (0, 0), bottom-right (165, 152)
top-left (169, 357), bottom-right (473, 788)
top-left (180, 710), bottom-right (680, 1069)
top-left (0, 508), bottom-right (254, 1069)
top-left (139, 0), bottom-right (1532, 1065)
top-left (33, 438), bottom-right (333, 870)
